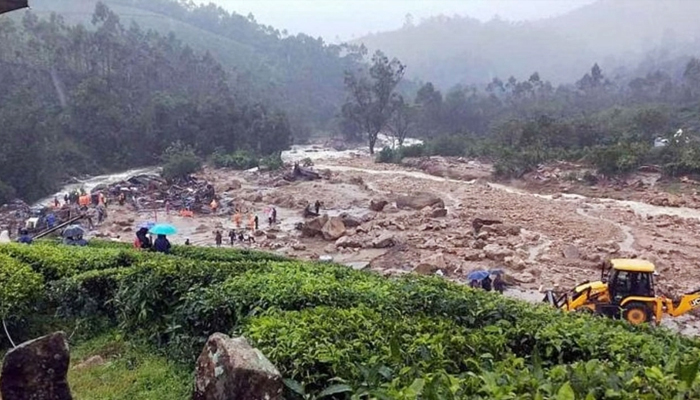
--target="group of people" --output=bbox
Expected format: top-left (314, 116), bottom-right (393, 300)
top-left (214, 229), bottom-right (256, 247)
top-left (134, 227), bottom-right (171, 254)
top-left (469, 273), bottom-right (506, 293)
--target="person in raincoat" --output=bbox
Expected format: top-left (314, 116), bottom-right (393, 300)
top-left (233, 211), bottom-right (242, 228)
top-left (153, 234), bottom-right (171, 254)
top-left (210, 198), bottom-right (219, 214)
top-left (134, 227), bottom-right (151, 249)
top-left (17, 229), bottom-right (32, 244)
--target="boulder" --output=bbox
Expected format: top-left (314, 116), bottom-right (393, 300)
top-left (340, 213), bottom-right (362, 228)
top-left (430, 208), bottom-right (448, 218)
top-left (265, 232), bottom-right (277, 240)
top-left (321, 216), bottom-right (346, 241)
top-left (336, 236), bottom-right (364, 248)
top-left (562, 245), bottom-right (580, 260)
top-left (373, 234), bottom-right (395, 249)
top-left (483, 244), bottom-right (513, 261)
top-left (301, 215), bottom-right (328, 237)
top-left (292, 243), bottom-right (307, 251)
top-left (482, 224), bottom-right (521, 237)
top-left (396, 193), bottom-right (444, 210)
top-left (369, 200), bottom-right (388, 212)
top-left (415, 253), bottom-right (446, 274)
top-left (472, 216), bottom-right (503, 232)
top-left (193, 333), bottom-right (282, 400)
top-left (1, 331), bottom-right (72, 400)
top-left (253, 230), bottom-right (265, 237)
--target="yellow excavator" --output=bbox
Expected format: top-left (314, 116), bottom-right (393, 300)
top-left (543, 259), bottom-right (700, 325)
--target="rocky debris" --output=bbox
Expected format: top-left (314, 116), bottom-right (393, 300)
top-left (321, 216), bottom-right (346, 241)
top-left (396, 192), bottom-right (444, 210)
top-left (292, 243), bottom-right (307, 251)
top-left (472, 216), bottom-right (503, 233)
top-left (336, 236), bottom-right (364, 248)
top-left (369, 199), bottom-right (388, 212)
top-left (483, 244), bottom-right (514, 261)
top-left (1, 331), bottom-right (72, 400)
top-left (413, 253), bottom-right (447, 275)
top-left (284, 163), bottom-right (321, 182)
top-left (194, 333), bottom-right (282, 400)
top-left (562, 244), bottom-right (581, 260)
top-left (373, 234), bottom-right (395, 249)
top-left (481, 224), bottom-right (521, 237)
top-left (340, 213), bottom-right (362, 228)
top-left (430, 207), bottom-right (448, 218)
top-left (300, 215), bottom-right (328, 238)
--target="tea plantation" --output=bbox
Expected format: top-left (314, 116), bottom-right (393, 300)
top-left (3, 241), bottom-right (700, 399)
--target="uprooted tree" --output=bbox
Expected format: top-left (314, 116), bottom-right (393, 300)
top-left (342, 51), bottom-right (405, 154)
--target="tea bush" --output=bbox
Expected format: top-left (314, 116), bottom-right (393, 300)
top-left (4, 242), bottom-right (700, 399)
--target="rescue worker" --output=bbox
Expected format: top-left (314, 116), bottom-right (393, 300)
top-left (314, 200), bottom-right (321, 215)
top-left (17, 229), bottom-right (32, 244)
top-left (234, 211), bottom-right (242, 229)
top-left (228, 229), bottom-right (236, 246)
top-left (254, 215), bottom-right (259, 230)
top-left (215, 230), bottom-right (222, 247)
top-left (211, 198), bottom-right (219, 214)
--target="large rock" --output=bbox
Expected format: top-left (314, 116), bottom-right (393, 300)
top-left (481, 224), bottom-right (521, 236)
top-left (430, 208), bottom-right (448, 218)
top-left (472, 216), bottom-right (503, 232)
top-left (414, 253), bottom-right (447, 275)
top-left (562, 244), bottom-right (580, 260)
top-left (396, 193), bottom-right (444, 210)
top-left (373, 234), bottom-right (395, 249)
top-left (340, 213), bottom-right (362, 228)
top-left (369, 199), bottom-right (388, 212)
top-left (483, 244), bottom-right (513, 261)
top-left (1, 332), bottom-right (72, 400)
top-left (336, 236), bottom-right (364, 248)
top-left (193, 333), bottom-right (282, 400)
top-left (321, 216), bottom-right (346, 241)
top-left (301, 215), bottom-right (328, 237)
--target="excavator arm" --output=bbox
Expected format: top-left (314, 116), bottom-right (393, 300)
top-left (665, 290), bottom-right (700, 317)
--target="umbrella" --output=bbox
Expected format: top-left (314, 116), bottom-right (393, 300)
top-left (149, 224), bottom-right (177, 235)
top-left (466, 270), bottom-right (490, 281)
top-left (0, 0), bottom-right (28, 15)
top-left (62, 225), bottom-right (85, 238)
top-left (138, 221), bottom-right (156, 230)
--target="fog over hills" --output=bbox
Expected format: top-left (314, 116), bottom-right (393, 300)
top-left (356, 0), bottom-right (700, 87)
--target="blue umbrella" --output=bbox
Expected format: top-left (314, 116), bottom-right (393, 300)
top-left (138, 221), bottom-right (156, 230)
top-left (149, 224), bottom-right (177, 235)
top-left (467, 270), bottom-right (490, 281)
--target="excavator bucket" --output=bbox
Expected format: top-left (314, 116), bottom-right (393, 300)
top-left (0, 0), bottom-right (28, 15)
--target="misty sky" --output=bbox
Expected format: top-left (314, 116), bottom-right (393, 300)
top-left (213, 0), bottom-right (596, 42)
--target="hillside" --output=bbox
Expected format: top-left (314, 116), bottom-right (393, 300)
top-left (21, 0), bottom-right (364, 136)
top-left (4, 241), bottom-right (700, 399)
top-left (355, 0), bottom-right (700, 88)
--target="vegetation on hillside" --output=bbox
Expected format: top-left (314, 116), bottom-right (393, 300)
top-left (0, 3), bottom-right (291, 203)
top-left (4, 241), bottom-right (700, 399)
top-left (374, 61), bottom-right (700, 179)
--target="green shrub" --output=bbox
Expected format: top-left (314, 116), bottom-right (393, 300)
top-left (0, 253), bottom-right (43, 319)
top-left (209, 148), bottom-right (259, 170)
top-left (161, 141), bottom-right (201, 181)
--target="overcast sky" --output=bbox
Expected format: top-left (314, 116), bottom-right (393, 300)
top-left (212, 0), bottom-right (597, 42)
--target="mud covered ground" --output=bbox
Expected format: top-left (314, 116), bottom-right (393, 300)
top-left (84, 146), bottom-right (700, 334)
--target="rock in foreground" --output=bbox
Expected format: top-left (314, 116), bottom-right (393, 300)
top-left (194, 333), bottom-right (282, 400)
top-left (1, 332), bottom-right (72, 400)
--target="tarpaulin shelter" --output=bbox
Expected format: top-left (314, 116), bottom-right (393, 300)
top-left (0, 0), bottom-right (28, 15)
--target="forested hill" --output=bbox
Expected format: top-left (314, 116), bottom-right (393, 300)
top-left (21, 0), bottom-right (365, 137)
top-left (0, 3), bottom-right (291, 203)
top-left (355, 0), bottom-right (700, 88)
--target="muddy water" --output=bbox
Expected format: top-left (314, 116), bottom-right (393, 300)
top-left (34, 167), bottom-right (160, 208)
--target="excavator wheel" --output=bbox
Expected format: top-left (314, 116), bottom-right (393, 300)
top-left (622, 302), bottom-right (651, 325)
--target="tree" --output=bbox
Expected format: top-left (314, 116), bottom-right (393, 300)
top-left (387, 96), bottom-right (413, 147)
top-left (160, 141), bottom-right (201, 182)
top-left (342, 50), bottom-right (405, 154)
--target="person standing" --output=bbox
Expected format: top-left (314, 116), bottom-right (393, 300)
top-left (254, 214), bottom-right (259, 230)
top-left (314, 200), bottom-right (321, 215)
top-left (215, 230), bottom-right (222, 247)
top-left (153, 234), bottom-right (171, 254)
top-left (234, 210), bottom-right (242, 229)
top-left (272, 207), bottom-right (277, 224)
top-left (228, 229), bottom-right (236, 246)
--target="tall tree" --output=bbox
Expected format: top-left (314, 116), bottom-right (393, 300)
top-left (386, 96), bottom-right (413, 147)
top-left (342, 50), bottom-right (405, 154)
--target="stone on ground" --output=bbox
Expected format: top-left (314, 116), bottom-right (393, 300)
top-left (321, 216), bottom-right (346, 241)
top-left (1, 331), bottom-right (72, 400)
top-left (396, 193), bottom-right (444, 210)
top-left (193, 333), bottom-right (282, 400)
